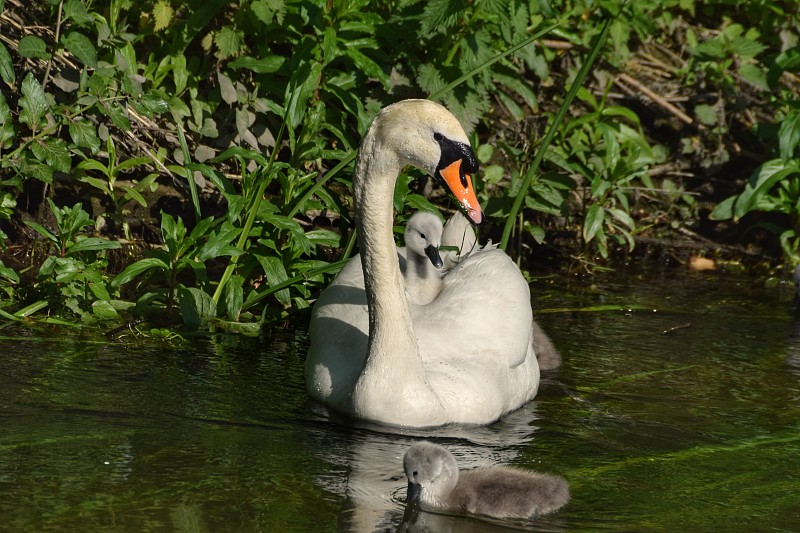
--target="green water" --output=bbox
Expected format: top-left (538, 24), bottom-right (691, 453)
top-left (1, 271), bottom-right (799, 532)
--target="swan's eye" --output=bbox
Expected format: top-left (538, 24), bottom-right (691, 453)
top-left (419, 232), bottom-right (426, 240)
top-left (433, 132), bottom-right (444, 142)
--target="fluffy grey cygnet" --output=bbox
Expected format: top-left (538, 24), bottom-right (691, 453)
top-left (404, 212), bottom-right (445, 305)
top-left (403, 441), bottom-right (570, 520)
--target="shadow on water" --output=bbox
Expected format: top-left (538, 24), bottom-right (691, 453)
top-left (1, 270), bottom-right (800, 532)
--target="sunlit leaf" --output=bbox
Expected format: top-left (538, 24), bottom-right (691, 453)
top-left (62, 31), bottom-right (97, 68)
top-left (152, 0), bottom-right (174, 32)
top-left (68, 117), bottom-right (101, 153)
top-left (111, 257), bottom-right (170, 288)
top-left (214, 26), bottom-right (244, 59)
top-left (223, 274), bottom-right (244, 321)
top-left (19, 73), bottom-right (48, 131)
top-left (0, 92), bottom-right (14, 147)
top-left (229, 55), bottom-right (284, 74)
top-left (778, 109), bottom-right (800, 161)
top-left (30, 138), bottom-right (71, 173)
top-left (583, 204), bottom-right (605, 243)
top-left (0, 42), bottom-right (14, 87)
top-left (256, 255), bottom-right (291, 307)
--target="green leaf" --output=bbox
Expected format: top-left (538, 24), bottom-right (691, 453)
top-left (251, 0), bottom-right (285, 24)
top-left (69, 117), bottom-right (101, 153)
top-left (19, 157), bottom-right (54, 183)
top-left (223, 274), bottom-right (244, 321)
top-left (62, 31), bottom-right (97, 68)
top-left (111, 257), bottom-right (170, 288)
top-left (228, 55), bottom-right (284, 74)
top-left (0, 259), bottom-right (20, 284)
top-left (132, 93), bottom-right (169, 117)
top-left (0, 92), bottom-right (14, 147)
top-left (608, 207), bottom-right (635, 230)
top-left (19, 73), bottom-right (48, 131)
top-left (728, 36), bottom-right (765, 59)
top-left (778, 109), bottom-right (800, 161)
top-left (118, 185), bottom-right (148, 207)
top-left (195, 222), bottom-right (242, 261)
top-left (738, 63), bottom-right (769, 91)
top-left (152, 0), bottom-right (174, 32)
top-left (345, 48), bottom-right (391, 90)
top-left (734, 159), bottom-right (800, 219)
top-left (63, 0), bottom-right (94, 26)
top-left (92, 300), bottom-right (119, 320)
top-left (30, 138), bottom-right (71, 173)
top-left (23, 220), bottom-right (58, 244)
top-left (172, 53), bottom-right (188, 93)
top-left (322, 26), bottom-right (337, 64)
top-left (694, 104), bottom-right (717, 126)
top-left (18, 35), bottom-right (50, 60)
top-left (214, 26), bottom-right (244, 59)
top-left (0, 42), bottom-right (14, 87)
top-left (178, 286), bottom-right (216, 327)
top-left (103, 102), bottom-right (131, 131)
top-left (67, 236), bottom-right (121, 254)
top-left (256, 255), bottom-right (291, 307)
top-left (583, 204), bottom-right (605, 243)
top-left (708, 195), bottom-right (735, 221)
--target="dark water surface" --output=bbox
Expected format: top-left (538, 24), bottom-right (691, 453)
top-left (2, 271), bottom-right (800, 532)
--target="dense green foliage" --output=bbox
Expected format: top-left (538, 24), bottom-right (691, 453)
top-left (0, 0), bottom-right (799, 330)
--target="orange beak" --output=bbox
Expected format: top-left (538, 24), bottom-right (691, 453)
top-left (438, 159), bottom-right (483, 225)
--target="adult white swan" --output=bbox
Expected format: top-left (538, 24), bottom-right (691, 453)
top-left (306, 99), bottom-right (540, 427)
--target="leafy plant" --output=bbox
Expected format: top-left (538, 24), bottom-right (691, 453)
top-left (710, 106), bottom-right (800, 264)
top-left (76, 137), bottom-right (159, 239)
top-left (21, 200), bottom-right (121, 319)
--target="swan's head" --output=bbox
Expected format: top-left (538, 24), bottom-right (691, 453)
top-left (404, 441), bottom-right (460, 506)
top-left (369, 100), bottom-right (483, 225)
top-left (405, 211), bottom-right (444, 269)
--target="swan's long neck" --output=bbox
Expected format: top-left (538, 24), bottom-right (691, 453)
top-left (351, 128), bottom-right (444, 425)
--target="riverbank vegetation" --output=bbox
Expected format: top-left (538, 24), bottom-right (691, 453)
top-left (1, 0), bottom-right (799, 330)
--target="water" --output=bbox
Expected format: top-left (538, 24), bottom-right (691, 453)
top-left (1, 271), bottom-right (799, 532)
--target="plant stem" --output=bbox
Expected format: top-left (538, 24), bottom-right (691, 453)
top-left (176, 122), bottom-right (201, 224)
top-left (211, 97), bottom-right (291, 305)
top-left (499, 16), bottom-right (613, 252)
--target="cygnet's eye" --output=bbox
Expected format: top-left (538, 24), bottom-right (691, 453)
top-left (412, 470), bottom-right (418, 478)
top-left (419, 232), bottom-right (426, 240)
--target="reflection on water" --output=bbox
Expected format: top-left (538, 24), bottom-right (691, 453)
top-left (1, 271), bottom-right (800, 532)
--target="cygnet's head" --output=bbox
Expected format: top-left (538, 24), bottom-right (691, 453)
top-left (403, 441), bottom-right (459, 504)
top-left (405, 212), bottom-right (444, 269)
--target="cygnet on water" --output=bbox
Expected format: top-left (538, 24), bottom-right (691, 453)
top-left (403, 441), bottom-right (570, 520)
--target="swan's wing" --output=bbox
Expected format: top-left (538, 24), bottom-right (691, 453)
top-left (413, 249), bottom-right (534, 370)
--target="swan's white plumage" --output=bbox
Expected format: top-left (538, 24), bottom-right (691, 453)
top-left (306, 99), bottom-right (540, 427)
